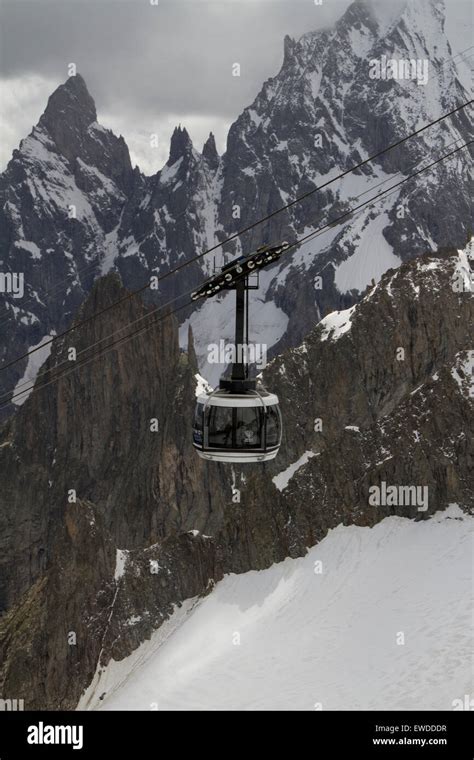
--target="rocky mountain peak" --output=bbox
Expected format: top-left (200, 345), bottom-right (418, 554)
top-left (355, 0), bottom-right (445, 39)
top-left (202, 131), bottom-right (219, 169)
top-left (167, 125), bottom-right (193, 166)
top-left (32, 73), bottom-right (113, 168)
top-left (396, 0), bottom-right (446, 36)
top-left (333, 0), bottom-right (447, 45)
top-left (283, 34), bottom-right (297, 65)
top-left (39, 74), bottom-right (97, 144)
top-left (336, 0), bottom-right (383, 35)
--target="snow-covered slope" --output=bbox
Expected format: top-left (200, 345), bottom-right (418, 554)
top-left (79, 506), bottom-right (473, 711)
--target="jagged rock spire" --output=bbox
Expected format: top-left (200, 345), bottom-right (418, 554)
top-left (283, 35), bottom-right (296, 65)
top-left (168, 125), bottom-right (193, 166)
top-left (40, 74), bottom-right (96, 132)
top-left (187, 324), bottom-right (198, 371)
top-left (202, 132), bottom-right (219, 169)
top-left (38, 73), bottom-right (98, 162)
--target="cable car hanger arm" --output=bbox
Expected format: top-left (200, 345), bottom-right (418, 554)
top-left (191, 241), bottom-right (290, 301)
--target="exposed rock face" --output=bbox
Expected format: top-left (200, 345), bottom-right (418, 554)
top-left (39, 74), bottom-right (100, 166)
top-left (265, 244), bottom-right (474, 471)
top-left (1, 0), bottom-right (472, 415)
top-left (0, 75), bottom-right (137, 420)
top-left (0, 269), bottom-right (233, 708)
top-left (167, 126), bottom-right (193, 167)
top-left (202, 132), bottom-right (219, 170)
top-left (0, 244), bottom-right (471, 708)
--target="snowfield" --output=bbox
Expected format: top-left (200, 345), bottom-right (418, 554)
top-left (12, 332), bottom-right (55, 405)
top-left (79, 506), bottom-right (473, 711)
top-left (334, 211), bottom-right (401, 293)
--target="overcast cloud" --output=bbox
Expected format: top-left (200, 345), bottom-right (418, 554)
top-left (0, 0), bottom-right (472, 173)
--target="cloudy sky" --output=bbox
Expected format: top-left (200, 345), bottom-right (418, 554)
top-left (0, 0), bottom-right (472, 174)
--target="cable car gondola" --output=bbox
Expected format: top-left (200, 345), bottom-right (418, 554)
top-left (191, 242), bottom-right (289, 463)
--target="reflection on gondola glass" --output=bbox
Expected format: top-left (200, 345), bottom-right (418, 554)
top-left (235, 407), bottom-right (263, 448)
top-left (208, 406), bottom-right (234, 448)
top-left (266, 405), bottom-right (281, 447)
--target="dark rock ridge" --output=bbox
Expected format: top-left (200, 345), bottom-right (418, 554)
top-left (202, 132), bottom-right (219, 170)
top-left (0, 244), bottom-right (472, 708)
top-left (1, 0), bottom-right (472, 415)
top-left (167, 126), bottom-right (193, 167)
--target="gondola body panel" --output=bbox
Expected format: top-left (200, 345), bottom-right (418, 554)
top-left (193, 390), bottom-right (282, 463)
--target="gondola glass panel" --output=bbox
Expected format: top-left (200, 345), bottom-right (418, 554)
top-left (235, 406), bottom-right (263, 449)
top-left (208, 405), bottom-right (234, 448)
top-left (266, 404), bottom-right (281, 447)
top-left (193, 402), bottom-right (204, 446)
top-left (193, 391), bottom-right (282, 462)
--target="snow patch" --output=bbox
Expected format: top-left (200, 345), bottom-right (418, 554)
top-left (319, 305), bottom-right (356, 342)
top-left (334, 213), bottom-right (401, 293)
top-left (159, 158), bottom-right (183, 185)
top-left (452, 241), bottom-right (473, 293)
top-left (12, 333), bottom-right (55, 406)
top-left (195, 373), bottom-right (212, 397)
top-left (418, 260), bottom-right (443, 273)
top-left (273, 450), bottom-right (316, 491)
top-left (114, 549), bottom-right (129, 582)
top-left (451, 351), bottom-right (474, 398)
top-left (14, 240), bottom-right (41, 259)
